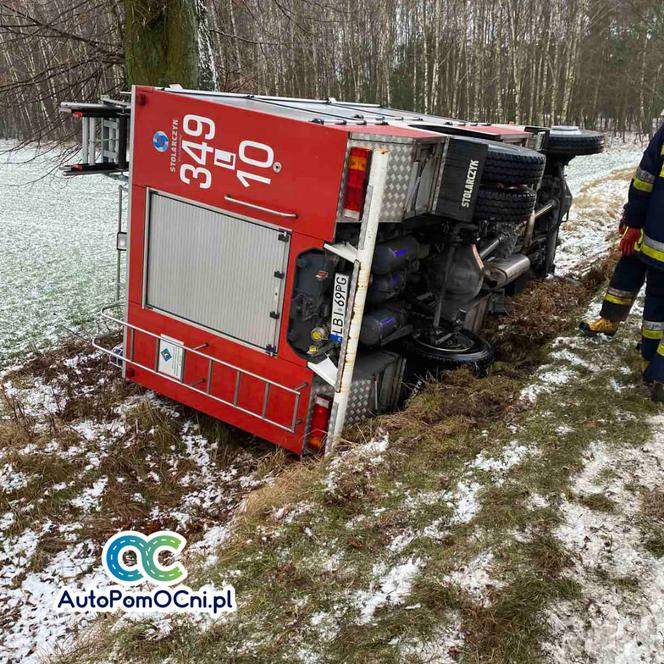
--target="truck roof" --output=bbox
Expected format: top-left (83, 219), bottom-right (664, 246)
top-left (162, 87), bottom-right (532, 142)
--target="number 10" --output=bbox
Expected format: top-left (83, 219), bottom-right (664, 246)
top-left (236, 141), bottom-right (273, 188)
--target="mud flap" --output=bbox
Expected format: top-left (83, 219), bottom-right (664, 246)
top-left (435, 138), bottom-right (488, 222)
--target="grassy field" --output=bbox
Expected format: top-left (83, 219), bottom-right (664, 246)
top-left (2, 166), bottom-right (662, 664)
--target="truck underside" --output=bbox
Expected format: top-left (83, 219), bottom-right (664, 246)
top-left (61, 89), bottom-right (605, 455)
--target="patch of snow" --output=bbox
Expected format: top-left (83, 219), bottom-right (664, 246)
top-left (443, 551), bottom-right (504, 607)
top-left (557, 152), bottom-right (639, 277)
top-left (388, 531), bottom-right (415, 553)
top-left (528, 493), bottom-right (550, 510)
top-left (421, 518), bottom-right (448, 542)
top-left (0, 528), bottom-right (40, 584)
top-left (520, 366), bottom-right (576, 403)
top-left (364, 433), bottom-right (389, 457)
top-left (550, 348), bottom-right (600, 372)
top-left (325, 431), bottom-right (390, 496)
top-left (1, 378), bottom-right (61, 422)
top-left (273, 501), bottom-right (314, 524)
top-left (308, 609), bottom-right (339, 643)
top-left (188, 525), bottom-right (230, 567)
top-left (321, 550), bottom-right (344, 573)
top-left (69, 477), bottom-right (107, 511)
top-left (72, 421), bottom-right (98, 441)
top-left (544, 415), bottom-right (664, 664)
top-left (0, 463), bottom-right (29, 492)
top-left (0, 511), bottom-right (15, 531)
top-left (449, 481), bottom-right (481, 525)
top-left (356, 558), bottom-right (423, 624)
top-left (405, 480), bottom-right (480, 525)
top-left (469, 440), bottom-right (530, 478)
top-left (143, 617), bottom-right (174, 641)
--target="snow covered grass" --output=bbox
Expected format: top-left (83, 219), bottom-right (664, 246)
top-left (52, 256), bottom-right (658, 660)
top-left (543, 414), bottom-right (664, 664)
top-left (4, 152), bottom-right (662, 664)
top-left (0, 340), bottom-right (285, 663)
top-left (0, 141), bottom-right (126, 364)
top-left (556, 167), bottom-right (636, 277)
top-left (13, 292), bottom-right (662, 664)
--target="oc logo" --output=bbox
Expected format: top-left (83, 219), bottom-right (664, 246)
top-left (102, 530), bottom-right (187, 586)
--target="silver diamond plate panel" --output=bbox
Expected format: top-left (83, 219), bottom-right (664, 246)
top-left (336, 136), bottom-right (418, 224)
top-left (307, 377), bottom-right (375, 430)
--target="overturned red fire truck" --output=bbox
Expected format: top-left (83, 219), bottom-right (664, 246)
top-left (60, 87), bottom-right (604, 454)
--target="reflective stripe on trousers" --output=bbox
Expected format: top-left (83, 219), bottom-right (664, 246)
top-left (600, 254), bottom-right (646, 322)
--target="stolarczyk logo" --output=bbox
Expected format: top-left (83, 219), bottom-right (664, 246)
top-left (54, 530), bottom-right (236, 617)
top-left (152, 130), bottom-right (169, 152)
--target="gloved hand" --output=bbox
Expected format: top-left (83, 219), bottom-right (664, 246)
top-left (619, 227), bottom-right (641, 256)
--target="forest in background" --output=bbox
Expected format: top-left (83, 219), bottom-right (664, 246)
top-left (0, 0), bottom-right (663, 143)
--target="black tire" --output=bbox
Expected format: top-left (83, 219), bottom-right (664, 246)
top-left (455, 136), bottom-right (546, 186)
top-left (546, 126), bottom-right (605, 156)
top-left (474, 186), bottom-right (537, 224)
top-left (399, 329), bottom-right (494, 377)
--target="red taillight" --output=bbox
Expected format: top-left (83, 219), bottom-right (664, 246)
top-left (308, 395), bottom-right (332, 452)
top-left (342, 147), bottom-right (371, 220)
top-left (73, 111), bottom-right (82, 118)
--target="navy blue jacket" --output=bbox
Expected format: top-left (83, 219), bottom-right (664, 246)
top-left (624, 122), bottom-right (664, 269)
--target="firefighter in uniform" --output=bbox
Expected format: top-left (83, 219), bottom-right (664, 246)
top-left (582, 122), bottom-right (664, 402)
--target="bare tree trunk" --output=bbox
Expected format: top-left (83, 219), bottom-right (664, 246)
top-left (124, 0), bottom-right (200, 87)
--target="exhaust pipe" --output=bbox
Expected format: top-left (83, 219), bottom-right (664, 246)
top-left (484, 254), bottom-right (531, 288)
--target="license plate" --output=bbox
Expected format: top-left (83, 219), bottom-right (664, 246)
top-left (330, 273), bottom-right (350, 342)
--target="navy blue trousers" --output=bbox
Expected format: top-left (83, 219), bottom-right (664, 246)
top-left (600, 254), bottom-right (647, 321)
top-left (643, 265), bottom-right (664, 383)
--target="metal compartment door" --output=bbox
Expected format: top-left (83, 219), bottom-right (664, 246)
top-left (145, 191), bottom-right (289, 352)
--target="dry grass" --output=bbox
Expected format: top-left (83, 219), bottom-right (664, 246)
top-left (578, 492), bottom-right (617, 513)
top-left (0, 338), bottom-right (287, 615)
top-left (241, 460), bottom-right (321, 520)
top-left (483, 251), bottom-right (618, 366)
top-left (639, 489), bottom-right (664, 558)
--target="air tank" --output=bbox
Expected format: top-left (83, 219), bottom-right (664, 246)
top-left (360, 305), bottom-right (409, 346)
top-left (367, 271), bottom-right (407, 304)
top-left (371, 236), bottom-right (421, 275)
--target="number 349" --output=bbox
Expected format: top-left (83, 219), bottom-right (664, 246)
top-left (178, 114), bottom-right (274, 190)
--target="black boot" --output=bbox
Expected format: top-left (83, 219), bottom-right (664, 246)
top-left (654, 382), bottom-right (664, 403)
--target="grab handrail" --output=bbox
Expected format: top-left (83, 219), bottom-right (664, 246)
top-left (92, 303), bottom-right (307, 433)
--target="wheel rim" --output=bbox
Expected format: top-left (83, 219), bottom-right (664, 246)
top-left (416, 330), bottom-right (477, 354)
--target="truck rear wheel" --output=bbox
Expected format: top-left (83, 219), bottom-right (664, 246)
top-left (400, 329), bottom-right (494, 377)
top-left (474, 186), bottom-right (537, 224)
top-left (546, 126), bottom-right (605, 156)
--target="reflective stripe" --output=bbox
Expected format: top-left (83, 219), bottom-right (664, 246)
top-left (607, 287), bottom-right (637, 300)
top-left (643, 320), bottom-right (664, 331)
top-left (604, 293), bottom-right (633, 306)
top-left (636, 166), bottom-right (656, 184)
top-left (640, 233), bottom-right (664, 263)
top-left (633, 177), bottom-right (654, 193)
top-left (658, 344), bottom-right (664, 358)
top-left (644, 233), bottom-right (664, 252)
top-left (642, 327), bottom-right (664, 340)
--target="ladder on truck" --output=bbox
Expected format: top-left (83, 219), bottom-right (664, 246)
top-left (93, 303), bottom-right (307, 434)
top-left (60, 97), bottom-right (130, 177)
